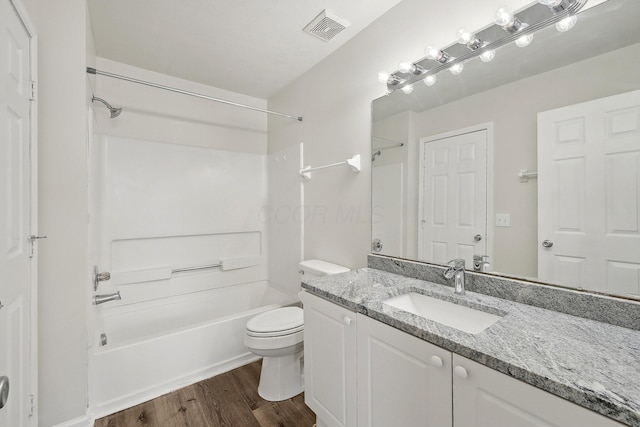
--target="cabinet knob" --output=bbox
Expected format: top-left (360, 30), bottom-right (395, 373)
top-left (343, 316), bottom-right (352, 325)
top-left (430, 355), bottom-right (443, 368)
top-left (454, 366), bottom-right (468, 379)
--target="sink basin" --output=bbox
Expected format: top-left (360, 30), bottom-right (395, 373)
top-left (383, 292), bottom-right (502, 334)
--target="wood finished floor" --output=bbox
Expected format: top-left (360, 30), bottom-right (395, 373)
top-left (94, 360), bottom-right (316, 427)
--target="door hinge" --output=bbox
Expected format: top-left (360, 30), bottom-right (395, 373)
top-left (29, 394), bottom-right (35, 416)
top-left (29, 80), bottom-right (37, 101)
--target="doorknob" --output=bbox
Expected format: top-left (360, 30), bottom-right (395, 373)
top-left (542, 239), bottom-right (554, 248)
top-left (0, 376), bottom-right (9, 410)
top-left (473, 234), bottom-right (482, 242)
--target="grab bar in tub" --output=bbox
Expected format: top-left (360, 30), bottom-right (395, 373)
top-left (171, 264), bottom-right (221, 274)
top-left (109, 256), bottom-right (261, 286)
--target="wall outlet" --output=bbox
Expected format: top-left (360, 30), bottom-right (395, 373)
top-left (496, 213), bottom-right (511, 227)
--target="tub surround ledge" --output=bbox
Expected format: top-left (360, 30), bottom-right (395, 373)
top-left (302, 266), bottom-right (640, 427)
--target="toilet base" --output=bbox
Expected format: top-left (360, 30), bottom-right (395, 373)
top-left (258, 349), bottom-right (304, 401)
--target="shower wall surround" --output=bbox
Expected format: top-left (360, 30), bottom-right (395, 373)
top-left (369, 254), bottom-right (640, 330)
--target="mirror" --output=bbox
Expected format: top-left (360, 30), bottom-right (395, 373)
top-left (371, 0), bottom-right (640, 300)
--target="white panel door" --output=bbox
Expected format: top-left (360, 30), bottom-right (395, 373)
top-left (371, 162), bottom-right (403, 256)
top-left (300, 292), bottom-right (357, 427)
top-left (0, 1), bottom-right (34, 425)
top-left (419, 129), bottom-right (488, 266)
top-left (356, 314), bottom-right (452, 427)
top-left (453, 355), bottom-right (624, 427)
top-left (538, 90), bottom-right (640, 296)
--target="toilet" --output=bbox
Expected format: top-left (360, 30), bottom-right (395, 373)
top-left (244, 259), bottom-right (350, 401)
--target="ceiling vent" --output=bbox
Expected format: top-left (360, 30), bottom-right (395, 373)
top-left (303, 10), bottom-right (351, 42)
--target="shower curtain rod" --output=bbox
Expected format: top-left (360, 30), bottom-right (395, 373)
top-left (86, 67), bottom-right (303, 122)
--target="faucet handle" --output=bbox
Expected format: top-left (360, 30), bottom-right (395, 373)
top-left (447, 259), bottom-right (465, 269)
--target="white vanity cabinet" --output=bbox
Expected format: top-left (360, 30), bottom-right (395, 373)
top-left (301, 292), bottom-right (358, 427)
top-left (356, 314), bottom-right (452, 427)
top-left (452, 354), bottom-right (625, 427)
top-left (302, 291), bottom-right (625, 427)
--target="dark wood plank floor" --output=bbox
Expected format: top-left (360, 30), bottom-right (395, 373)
top-left (94, 360), bottom-right (316, 427)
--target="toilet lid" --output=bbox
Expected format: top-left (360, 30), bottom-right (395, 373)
top-left (246, 307), bottom-right (303, 336)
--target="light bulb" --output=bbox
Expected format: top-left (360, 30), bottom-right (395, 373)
top-left (457, 28), bottom-right (474, 45)
top-left (516, 32), bottom-right (533, 47)
top-left (377, 72), bottom-right (390, 83)
top-left (424, 46), bottom-right (441, 61)
top-left (556, 15), bottom-right (577, 32)
top-left (538, 0), bottom-right (563, 6)
top-left (398, 62), bottom-right (415, 74)
top-left (401, 84), bottom-right (414, 94)
top-left (449, 63), bottom-right (464, 75)
top-left (495, 6), bottom-right (515, 27)
top-left (425, 46), bottom-right (450, 63)
top-left (424, 75), bottom-right (436, 86)
top-left (480, 50), bottom-right (496, 63)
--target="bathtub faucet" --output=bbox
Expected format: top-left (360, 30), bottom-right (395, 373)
top-left (93, 291), bottom-right (121, 305)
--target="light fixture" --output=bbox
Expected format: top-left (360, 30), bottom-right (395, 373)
top-left (425, 46), bottom-right (451, 64)
top-left (401, 84), bottom-right (414, 94)
top-left (457, 28), bottom-right (484, 50)
top-left (495, 6), bottom-right (522, 33)
top-left (381, 0), bottom-right (587, 93)
top-left (423, 75), bottom-right (436, 86)
top-left (449, 63), bottom-right (464, 75)
top-left (515, 24), bottom-right (534, 47)
top-left (480, 50), bottom-right (496, 62)
top-left (556, 15), bottom-right (577, 32)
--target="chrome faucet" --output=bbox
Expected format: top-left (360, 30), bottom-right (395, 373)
top-left (93, 291), bottom-right (121, 305)
top-left (444, 259), bottom-right (466, 295)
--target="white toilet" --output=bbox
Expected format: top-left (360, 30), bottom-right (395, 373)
top-left (244, 259), bottom-right (350, 401)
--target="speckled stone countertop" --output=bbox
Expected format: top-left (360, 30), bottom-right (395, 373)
top-left (302, 268), bottom-right (640, 426)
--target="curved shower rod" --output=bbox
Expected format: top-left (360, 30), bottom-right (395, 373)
top-left (86, 67), bottom-right (303, 122)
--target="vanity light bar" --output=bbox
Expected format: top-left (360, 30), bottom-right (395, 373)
top-left (382, 0), bottom-right (588, 93)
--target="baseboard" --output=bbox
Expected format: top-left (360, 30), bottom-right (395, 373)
top-left (53, 413), bottom-right (93, 427)
top-left (90, 354), bottom-right (260, 420)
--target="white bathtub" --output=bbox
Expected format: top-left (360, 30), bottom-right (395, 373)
top-left (89, 281), bottom-right (296, 418)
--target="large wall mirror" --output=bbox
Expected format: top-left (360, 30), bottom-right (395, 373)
top-left (371, 0), bottom-right (640, 300)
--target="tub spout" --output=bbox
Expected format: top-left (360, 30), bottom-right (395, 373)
top-left (93, 291), bottom-right (121, 305)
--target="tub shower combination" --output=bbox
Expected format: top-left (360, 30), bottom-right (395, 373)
top-left (88, 134), bottom-right (297, 417)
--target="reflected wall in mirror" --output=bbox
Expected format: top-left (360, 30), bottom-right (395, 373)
top-left (371, 0), bottom-right (640, 300)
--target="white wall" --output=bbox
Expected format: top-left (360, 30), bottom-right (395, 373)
top-left (268, 0), bottom-right (531, 269)
top-left (37, 0), bottom-right (92, 424)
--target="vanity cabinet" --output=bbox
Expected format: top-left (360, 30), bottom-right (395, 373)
top-left (302, 291), bottom-right (625, 427)
top-left (452, 354), bottom-right (624, 427)
top-left (356, 313), bottom-right (452, 427)
top-left (301, 292), bottom-right (357, 427)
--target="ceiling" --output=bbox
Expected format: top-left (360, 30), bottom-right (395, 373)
top-left (87, 0), bottom-right (402, 99)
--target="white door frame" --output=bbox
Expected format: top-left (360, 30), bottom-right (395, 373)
top-left (7, 0), bottom-right (38, 424)
top-left (417, 122), bottom-right (494, 265)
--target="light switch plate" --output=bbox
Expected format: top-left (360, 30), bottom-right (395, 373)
top-left (496, 213), bottom-right (511, 227)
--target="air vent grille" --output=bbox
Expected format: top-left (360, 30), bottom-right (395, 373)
top-left (303, 10), bottom-right (350, 42)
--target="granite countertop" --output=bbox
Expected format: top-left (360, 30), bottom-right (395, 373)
top-left (302, 268), bottom-right (640, 427)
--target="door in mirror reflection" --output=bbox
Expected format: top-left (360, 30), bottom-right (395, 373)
top-left (538, 89), bottom-right (640, 297)
top-left (419, 127), bottom-right (489, 267)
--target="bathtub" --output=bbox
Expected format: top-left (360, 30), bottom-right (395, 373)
top-left (89, 281), bottom-right (296, 418)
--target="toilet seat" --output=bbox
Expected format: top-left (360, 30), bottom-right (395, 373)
top-left (246, 307), bottom-right (303, 338)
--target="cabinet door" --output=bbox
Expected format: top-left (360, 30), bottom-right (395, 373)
top-left (453, 354), bottom-right (624, 427)
top-left (301, 292), bottom-right (357, 427)
top-left (357, 314), bottom-right (453, 427)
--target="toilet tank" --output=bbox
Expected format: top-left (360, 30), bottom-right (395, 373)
top-left (298, 259), bottom-right (350, 280)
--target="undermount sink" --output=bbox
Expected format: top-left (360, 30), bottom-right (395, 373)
top-left (383, 292), bottom-right (503, 334)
